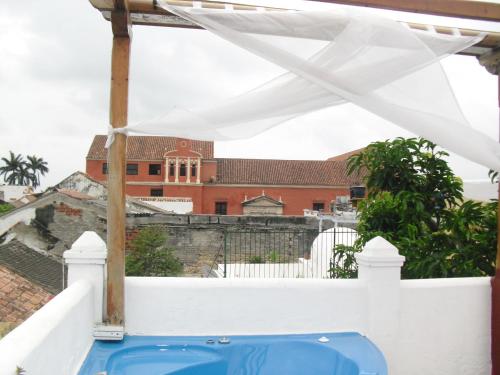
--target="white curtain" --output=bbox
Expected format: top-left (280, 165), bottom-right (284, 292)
top-left (112, 2), bottom-right (500, 171)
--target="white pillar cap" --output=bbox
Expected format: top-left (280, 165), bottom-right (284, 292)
top-left (63, 231), bottom-right (107, 264)
top-left (355, 236), bottom-right (405, 267)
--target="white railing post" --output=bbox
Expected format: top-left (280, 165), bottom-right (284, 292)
top-left (63, 231), bottom-right (107, 324)
top-left (355, 236), bottom-right (405, 373)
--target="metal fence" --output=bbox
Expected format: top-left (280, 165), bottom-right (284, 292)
top-left (211, 227), bottom-right (358, 278)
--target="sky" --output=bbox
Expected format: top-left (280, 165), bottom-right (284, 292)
top-left (1, 0), bottom-right (499, 192)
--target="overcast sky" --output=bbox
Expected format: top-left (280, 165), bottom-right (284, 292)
top-left (1, 0), bottom-right (499, 191)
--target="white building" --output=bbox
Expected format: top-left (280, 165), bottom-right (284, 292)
top-left (0, 185), bottom-right (33, 204)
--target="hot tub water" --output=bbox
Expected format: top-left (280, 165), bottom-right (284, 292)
top-left (78, 332), bottom-right (386, 375)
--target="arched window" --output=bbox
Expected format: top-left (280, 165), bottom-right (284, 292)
top-left (191, 163), bottom-right (197, 177)
top-left (180, 163), bottom-right (186, 177)
top-left (169, 162), bottom-right (175, 176)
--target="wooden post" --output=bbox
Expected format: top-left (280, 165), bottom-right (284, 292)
top-left (107, 33), bottom-right (131, 326)
top-left (493, 74), bottom-right (500, 375)
top-left (474, 49), bottom-right (500, 375)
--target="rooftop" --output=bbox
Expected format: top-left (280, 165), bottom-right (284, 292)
top-left (327, 148), bottom-right (364, 162)
top-left (0, 240), bottom-right (64, 295)
top-left (215, 158), bottom-right (363, 186)
top-left (87, 135), bottom-right (214, 160)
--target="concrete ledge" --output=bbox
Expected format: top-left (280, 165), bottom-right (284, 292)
top-left (218, 216), bottom-right (241, 225)
top-left (188, 215), bottom-right (210, 224)
top-left (128, 214), bottom-right (320, 228)
top-left (131, 214), bottom-right (189, 225)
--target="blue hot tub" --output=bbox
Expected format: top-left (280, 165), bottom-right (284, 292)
top-left (78, 332), bottom-right (387, 375)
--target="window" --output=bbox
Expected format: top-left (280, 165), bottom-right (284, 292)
top-left (179, 163), bottom-right (186, 177)
top-left (149, 164), bottom-right (161, 175)
top-left (215, 202), bottom-right (227, 215)
top-left (191, 163), bottom-right (197, 177)
top-left (350, 186), bottom-right (366, 199)
top-left (150, 188), bottom-right (163, 197)
top-left (169, 163), bottom-right (175, 176)
top-left (102, 163), bottom-right (108, 175)
top-left (313, 202), bottom-right (325, 212)
top-left (126, 163), bottom-right (138, 175)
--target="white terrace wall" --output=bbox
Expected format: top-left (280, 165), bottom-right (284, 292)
top-left (398, 277), bottom-right (491, 375)
top-left (125, 277), bottom-right (368, 336)
top-left (0, 280), bottom-right (94, 375)
top-left (0, 231), bottom-right (107, 375)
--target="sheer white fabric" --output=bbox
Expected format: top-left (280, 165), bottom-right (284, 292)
top-left (115, 3), bottom-right (500, 171)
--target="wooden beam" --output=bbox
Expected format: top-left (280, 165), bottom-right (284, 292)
top-left (89, 0), bottom-right (500, 57)
top-left (89, 0), bottom-right (285, 14)
top-left (106, 35), bottom-right (130, 326)
top-left (309, 0), bottom-right (500, 22)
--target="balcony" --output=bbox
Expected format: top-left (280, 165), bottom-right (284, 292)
top-left (0, 231), bottom-right (490, 374)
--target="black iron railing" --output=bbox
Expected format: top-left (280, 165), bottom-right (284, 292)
top-left (211, 228), bottom-right (358, 278)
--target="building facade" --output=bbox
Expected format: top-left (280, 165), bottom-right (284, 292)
top-left (86, 136), bottom-right (364, 215)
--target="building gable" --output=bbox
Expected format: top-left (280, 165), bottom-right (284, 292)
top-left (55, 171), bottom-right (108, 199)
top-left (242, 194), bottom-right (283, 207)
top-left (242, 194), bottom-right (284, 216)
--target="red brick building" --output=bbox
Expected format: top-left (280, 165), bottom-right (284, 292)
top-left (86, 136), bottom-right (364, 215)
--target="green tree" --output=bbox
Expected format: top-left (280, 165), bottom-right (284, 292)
top-left (0, 151), bottom-right (29, 185)
top-left (26, 155), bottom-right (49, 188)
top-left (0, 203), bottom-right (14, 217)
top-left (125, 227), bottom-right (183, 277)
top-left (345, 137), bottom-right (497, 279)
top-left (329, 244), bottom-right (358, 279)
top-left (0, 151), bottom-right (48, 188)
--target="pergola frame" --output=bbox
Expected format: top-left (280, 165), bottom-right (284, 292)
top-left (91, 0), bottom-right (500, 372)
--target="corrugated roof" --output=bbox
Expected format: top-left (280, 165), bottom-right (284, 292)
top-left (0, 240), bottom-right (64, 294)
top-left (86, 135), bottom-right (214, 160)
top-left (215, 158), bottom-right (363, 186)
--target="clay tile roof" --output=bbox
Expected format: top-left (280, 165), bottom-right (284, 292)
top-left (216, 158), bottom-right (363, 186)
top-left (327, 148), bottom-right (364, 161)
top-left (0, 265), bottom-right (53, 325)
top-left (0, 240), bottom-right (64, 295)
top-left (86, 135), bottom-right (214, 160)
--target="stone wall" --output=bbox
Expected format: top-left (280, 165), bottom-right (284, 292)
top-left (6, 194), bottom-right (331, 276)
top-left (3, 192), bottom-right (108, 257)
top-left (127, 214), bottom-right (325, 276)
top-left (32, 196), bottom-right (107, 257)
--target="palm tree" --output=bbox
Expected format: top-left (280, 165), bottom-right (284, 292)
top-left (26, 155), bottom-right (49, 188)
top-left (0, 152), bottom-right (47, 188)
top-left (0, 151), bottom-right (26, 186)
top-left (16, 163), bottom-right (35, 186)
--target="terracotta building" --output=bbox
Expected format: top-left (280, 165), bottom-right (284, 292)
top-left (86, 136), bottom-right (364, 215)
